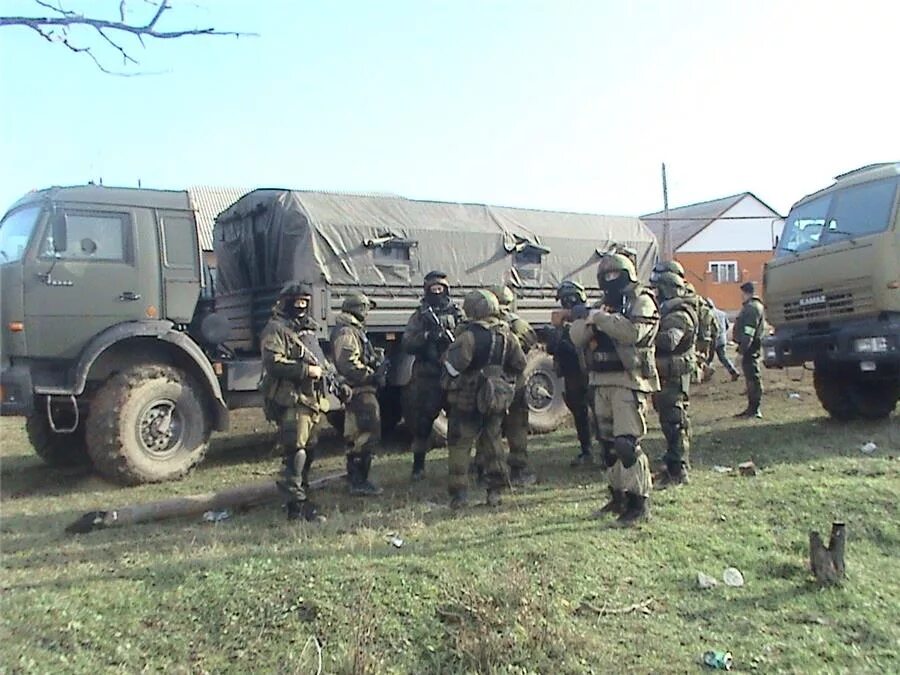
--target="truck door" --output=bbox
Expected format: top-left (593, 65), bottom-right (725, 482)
top-left (22, 205), bottom-right (161, 360)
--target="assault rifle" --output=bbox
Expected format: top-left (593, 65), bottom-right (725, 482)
top-left (425, 305), bottom-right (455, 344)
top-left (298, 332), bottom-right (351, 403)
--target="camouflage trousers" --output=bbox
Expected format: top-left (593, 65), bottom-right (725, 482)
top-left (447, 408), bottom-right (507, 493)
top-left (590, 385), bottom-right (651, 497)
top-left (653, 374), bottom-right (691, 471)
top-left (402, 372), bottom-right (447, 455)
top-left (344, 388), bottom-right (381, 457)
top-left (275, 405), bottom-right (321, 502)
top-left (742, 350), bottom-right (762, 411)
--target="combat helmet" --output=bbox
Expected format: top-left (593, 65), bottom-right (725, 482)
top-left (651, 259), bottom-right (685, 283)
top-left (463, 289), bottom-right (500, 321)
top-left (651, 270), bottom-right (686, 300)
top-left (341, 291), bottom-right (374, 321)
top-left (597, 253), bottom-right (638, 286)
top-left (488, 284), bottom-right (516, 310)
top-left (424, 270), bottom-right (451, 292)
top-left (556, 280), bottom-right (587, 306)
top-left (277, 282), bottom-right (313, 316)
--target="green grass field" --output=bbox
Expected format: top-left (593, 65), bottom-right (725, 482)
top-left (1, 366), bottom-right (898, 674)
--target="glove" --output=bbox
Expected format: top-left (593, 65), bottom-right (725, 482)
top-left (570, 303), bottom-right (590, 320)
top-left (337, 384), bottom-right (353, 404)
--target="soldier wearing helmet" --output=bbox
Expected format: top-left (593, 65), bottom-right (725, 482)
top-left (260, 282), bottom-right (328, 521)
top-left (683, 281), bottom-right (718, 383)
top-left (650, 271), bottom-right (699, 487)
top-left (569, 253), bottom-right (660, 526)
top-left (484, 284), bottom-right (539, 487)
top-left (650, 259), bottom-right (686, 284)
top-left (443, 290), bottom-right (526, 509)
top-left (331, 291), bottom-right (385, 495)
top-left (401, 271), bottom-right (463, 480)
top-left (542, 280), bottom-right (594, 466)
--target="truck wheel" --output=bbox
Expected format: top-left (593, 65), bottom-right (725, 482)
top-left (26, 404), bottom-right (90, 467)
top-left (85, 365), bottom-right (210, 485)
top-left (523, 351), bottom-right (568, 434)
top-left (849, 380), bottom-right (899, 420)
top-left (813, 368), bottom-right (857, 421)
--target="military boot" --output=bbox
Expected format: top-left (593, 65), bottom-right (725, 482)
top-left (350, 452), bottom-right (383, 496)
top-left (592, 487), bottom-right (626, 518)
top-left (449, 487), bottom-right (469, 511)
top-left (613, 493), bottom-right (650, 527)
top-left (411, 452), bottom-right (427, 481)
top-left (654, 464), bottom-right (689, 489)
top-left (509, 465), bottom-right (537, 487)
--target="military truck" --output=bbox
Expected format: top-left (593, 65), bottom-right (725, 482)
top-left (763, 162), bottom-right (900, 419)
top-left (0, 185), bottom-right (658, 484)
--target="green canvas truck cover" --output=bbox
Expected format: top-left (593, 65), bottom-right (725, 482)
top-left (213, 190), bottom-right (658, 294)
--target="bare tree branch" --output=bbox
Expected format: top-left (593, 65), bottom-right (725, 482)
top-left (2, 0), bottom-right (255, 74)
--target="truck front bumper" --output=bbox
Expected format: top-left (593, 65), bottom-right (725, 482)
top-left (763, 314), bottom-right (900, 375)
top-left (0, 363), bottom-right (34, 416)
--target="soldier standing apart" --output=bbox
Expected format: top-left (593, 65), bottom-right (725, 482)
top-left (651, 272), bottom-right (698, 487)
top-left (570, 254), bottom-right (660, 526)
top-left (542, 281), bottom-right (595, 467)
top-left (401, 271), bottom-right (463, 480)
top-left (331, 292), bottom-right (385, 495)
top-left (488, 285), bottom-right (539, 486)
top-left (733, 282), bottom-right (766, 418)
top-left (708, 298), bottom-right (740, 381)
top-left (443, 290), bottom-right (526, 509)
top-left (260, 283), bottom-right (328, 522)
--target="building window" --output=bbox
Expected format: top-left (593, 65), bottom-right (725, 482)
top-left (708, 260), bottom-right (739, 283)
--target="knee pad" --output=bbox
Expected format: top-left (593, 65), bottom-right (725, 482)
top-left (614, 435), bottom-right (640, 468)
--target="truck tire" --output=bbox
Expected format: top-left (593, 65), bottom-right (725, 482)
top-left (26, 405), bottom-right (90, 467)
top-left (523, 350), bottom-right (568, 434)
top-left (849, 380), bottom-right (899, 420)
top-left (85, 365), bottom-right (211, 485)
top-left (813, 368), bottom-right (857, 421)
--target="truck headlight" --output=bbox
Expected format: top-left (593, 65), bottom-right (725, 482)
top-left (853, 337), bottom-right (889, 353)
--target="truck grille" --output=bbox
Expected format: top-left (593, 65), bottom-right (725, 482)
top-left (777, 278), bottom-right (875, 323)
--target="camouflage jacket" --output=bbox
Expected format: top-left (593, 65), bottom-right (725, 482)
top-left (260, 312), bottom-right (323, 413)
top-left (734, 296), bottom-right (766, 353)
top-left (569, 285), bottom-right (661, 393)
top-left (443, 318), bottom-right (527, 412)
top-left (402, 301), bottom-right (463, 378)
top-left (330, 312), bottom-right (380, 390)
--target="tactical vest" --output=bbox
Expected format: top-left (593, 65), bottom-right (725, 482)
top-left (469, 323), bottom-right (507, 371)
top-left (588, 287), bottom-right (658, 375)
top-left (657, 297), bottom-right (698, 355)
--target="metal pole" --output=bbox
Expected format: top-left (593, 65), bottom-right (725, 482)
top-left (661, 162), bottom-right (672, 260)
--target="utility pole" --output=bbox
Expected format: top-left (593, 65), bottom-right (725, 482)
top-left (661, 162), bottom-right (672, 260)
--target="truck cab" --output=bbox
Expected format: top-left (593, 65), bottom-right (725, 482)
top-left (763, 163), bottom-right (900, 419)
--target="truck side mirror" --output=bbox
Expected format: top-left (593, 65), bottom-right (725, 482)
top-left (49, 208), bottom-right (67, 253)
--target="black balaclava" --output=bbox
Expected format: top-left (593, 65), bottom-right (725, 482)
top-left (424, 271), bottom-right (451, 309)
top-left (601, 272), bottom-right (628, 309)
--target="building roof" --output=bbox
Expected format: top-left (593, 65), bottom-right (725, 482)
top-left (187, 186), bottom-right (250, 251)
top-left (641, 193), bottom-right (749, 252)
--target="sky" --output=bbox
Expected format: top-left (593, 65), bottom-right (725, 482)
top-left (1, 0), bottom-right (898, 217)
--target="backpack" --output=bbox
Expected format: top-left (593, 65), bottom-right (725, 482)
top-left (475, 329), bottom-right (517, 415)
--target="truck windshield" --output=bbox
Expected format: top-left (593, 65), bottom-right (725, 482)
top-left (0, 205), bottom-right (41, 264)
top-left (776, 175), bottom-right (899, 257)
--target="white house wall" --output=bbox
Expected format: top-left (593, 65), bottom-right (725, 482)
top-left (678, 196), bottom-right (783, 253)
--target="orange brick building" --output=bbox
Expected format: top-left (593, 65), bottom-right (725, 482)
top-left (643, 193), bottom-right (783, 312)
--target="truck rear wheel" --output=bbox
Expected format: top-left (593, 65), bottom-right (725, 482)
top-left (26, 402), bottom-right (90, 467)
top-left (813, 368), bottom-right (857, 421)
top-left (85, 365), bottom-right (211, 485)
top-left (524, 351), bottom-right (568, 434)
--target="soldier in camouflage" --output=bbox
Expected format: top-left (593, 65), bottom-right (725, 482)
top-left (401, 271), bottom-right (463, 480)
top-left (686, 282), bottom-right (717, 382)
top-left (733, 281), bottom-right (766, 418)
top-left (651, 271), bottom-right (699, 487)
top-left (331, 291), bottom-right (385, 495)
top-left (570, 254), bottom-right (660, 526)
top-left (542, 281), bottom-right (595, 467)
top-left (487, 284), bottom-right (539, 486)
top-left (260, 283), bottom-right (329, 521)
top-left (443, 290), bottom-right (526, 509)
